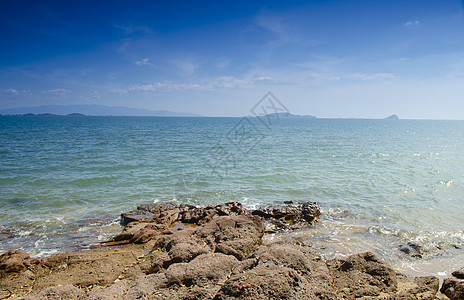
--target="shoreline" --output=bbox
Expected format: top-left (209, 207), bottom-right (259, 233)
top-left (1, 201), bottom-right (463, 299)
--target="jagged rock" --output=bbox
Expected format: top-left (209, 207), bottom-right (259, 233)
top-left (441, 278), bottom-right (464, 300)
top-left (251, 201), bottom-right (320, 229)
top-left (153, 228), bottom-right (212, 269)
top-left (1, 201), bottom-right (443, 300)
top-left (214, 202), bottom-right (246, 216)
top-left (214, 265), bottom-right (317, 299)
top-left (327, 252), bottom-right (398, 297)
top-left (20, 284), bottom-right (81, 300)
top-left (112, 201), bottom-right (319, 247)
top-left (452, 267), bottom-right (464, 279)
top-left (196, 215), bottom-right (265, 260)
top-left (137, 202), bottom-right (179, 214)
top-left (245, 244), bottom-right (313, 275)
top-left (393, 275), bottom-right (440, 299)
top-left (152, 215), bottom-right (265, 270)
top-left (301, 201), bottom-right (321, 223)
top-left (180, 206), bottom-right (218, 225)
top-left (0, 250), bottom-right (30, 273)
top-left (164, 253), bottom-right (238, 287)
top-left (222, 241), bottom-right (336, 300)
top-left (121, 210), bottom-right (155, 225)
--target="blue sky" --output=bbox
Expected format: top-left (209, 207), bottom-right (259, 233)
top-left (1, 0), bottom-right (464, 118)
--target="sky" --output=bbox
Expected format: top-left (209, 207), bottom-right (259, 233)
top-left (1, 0), bottom-right (464, 119)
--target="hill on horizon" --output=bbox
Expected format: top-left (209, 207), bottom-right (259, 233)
top-left (0, 104), bottom-right (202, 117)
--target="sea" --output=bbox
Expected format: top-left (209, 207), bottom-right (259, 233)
top-left (1, 115), bottom-right (463, 279)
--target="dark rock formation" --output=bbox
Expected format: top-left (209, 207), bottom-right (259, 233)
top-left (452, 267), bottom-right (464, 279)
top-left (399, 242), bottom-right (422, 258)
top-left (441, 278), bottom-right (464, 300)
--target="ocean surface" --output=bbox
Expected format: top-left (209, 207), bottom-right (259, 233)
top-left (1, 115), bottom-right (463, 278)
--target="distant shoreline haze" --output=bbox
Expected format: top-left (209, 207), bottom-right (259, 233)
top-left (0, 104), bottom-right (202, 117)
top-left (0, 104), bottom-right (400, 119)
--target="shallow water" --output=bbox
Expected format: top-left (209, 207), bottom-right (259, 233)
top-left (0, 116), bottom-right (463, 275)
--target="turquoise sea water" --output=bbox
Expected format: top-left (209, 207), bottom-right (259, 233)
top-left (1, 116), bottom-right (463, 276)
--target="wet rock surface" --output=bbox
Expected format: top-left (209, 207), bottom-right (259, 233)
top-left (441, 278), bottom-right (464, 300)
top-left (399, 242), bottom-right (423, 258)
top-left (452, 267), bottom-right (464, 279)
top-left (0, 201), bottom-right (451, 299)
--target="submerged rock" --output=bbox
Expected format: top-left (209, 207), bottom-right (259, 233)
top-left (399, 242), bottom-right (422, 258)
top-left (441, 278), bottom-right (464, 300)
top-left (452, 267), bottom-right (464, 279)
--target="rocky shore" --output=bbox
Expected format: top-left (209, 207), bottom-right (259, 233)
top-left (1, 201), bottom-right (463, 299)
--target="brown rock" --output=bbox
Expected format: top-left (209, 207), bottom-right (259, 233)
top-left (327, 252), bottom-right (398, 298)
top-left (138, 202), bottom-right (179, 214)
top-left (301, 201), bottom-right (321, 223)
top-left (214, 202), bottom-right (246, 216)
top-left (0, 250), bottom-right (30, 273)
top-left (21, 284), bottom-right (81, 300)
top-left (230, 241), bottom-right (336, 300)
top-left (164, 253), bottom-right (239, 287)
top-left (180, 206), bottom-right (218, 225)
top-left (214, 264), bottom-right (317, 299)
top-left (196, 215), bottom-right (265, 260)
top-left (121, 210), bottom-right (154, 225)
top-left (399, 275), bottom-right (439, 299)
top-left (251, 201), bottom-right (320, 228)
top-left (441, 278), bottom-right (464, 300)
top-left (153, 228), bottom-right (212, 268)
top-left (247, 244), bottom-right (313, 275)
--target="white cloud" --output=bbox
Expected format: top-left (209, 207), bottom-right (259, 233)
top-left (45, 88), bottom-right (67, 95)
top-left (256, 13), bottom-right (286, 36)
top-left (362, 73), bottom-right (396, 81)
top-left (350, 73), bottom-right (396, 81)
top-left (128, 75), bottom-right (288, 93)
top-left (172, 60), bottom-right (196, 75)
top-left (404, 20), bottom-right (420, 26)
top-left (135, 58), bottom-right (151, 66)
top-left (5, 88), bottom-right (19, 95)
top-left (110, 88), bottom-right (128, 95)
top-left (130, 82), bottom-right (204, 92)
top-left (78, 91), bottom-right (101, 102)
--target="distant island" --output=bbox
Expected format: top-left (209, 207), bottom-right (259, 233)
top-left (385, 114), bottom-right (399, 120)
top-left (0, 104), bottom-right (202, 117)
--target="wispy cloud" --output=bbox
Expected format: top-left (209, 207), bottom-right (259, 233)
top-left (127, 75), bottom-right (287, 93)
top-left (78, 91), bottom-right (101, 102)
top-left (172, 60), bottom-right (196, 75)
top-left (44, 88), bottom-right (67, 96)
top-left (349, 73), bottom-right (396, 81)
top-left (255, 13), bottom-right (287, 36)
top-left (135, 58), bottom-right (151, 66)
top-left (109, 88), bottom-right (129, 95)
top-left (135, 58), bottom-right (154, 67)
top-left (404, 20), bottom-right (420, 26)
top-left (5, 88), bottom-right (19, 95)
